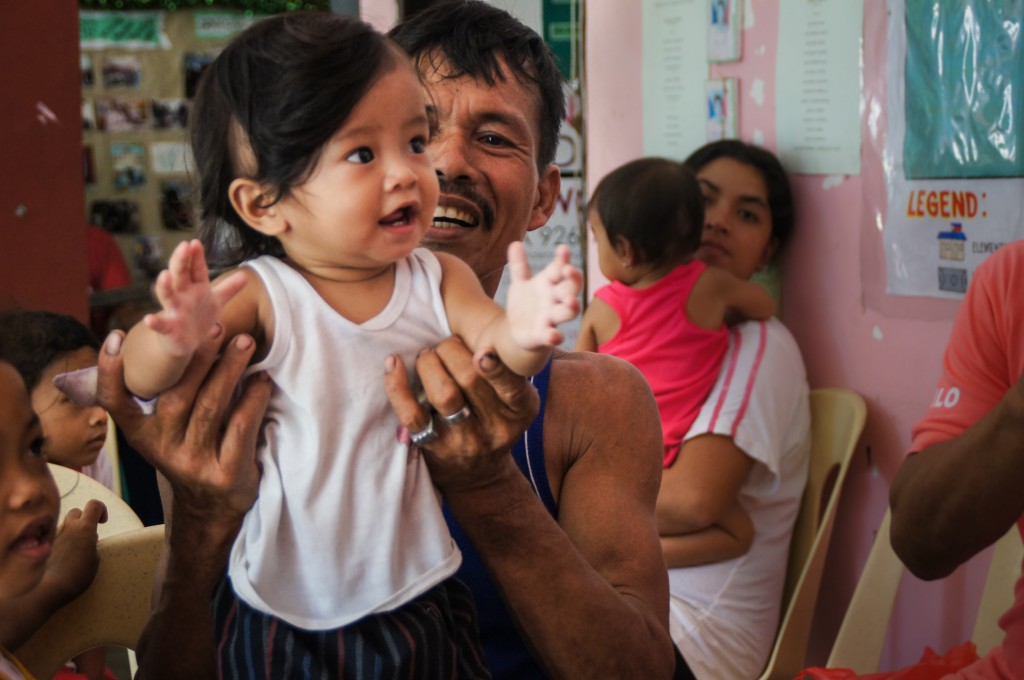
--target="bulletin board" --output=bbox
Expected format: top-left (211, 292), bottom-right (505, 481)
top-left (79, 4), bottom-right (325, 279)
top-left (880, 0), bottom-right (1024, 299)
top-left (81, 9), bottom-right (246, 277)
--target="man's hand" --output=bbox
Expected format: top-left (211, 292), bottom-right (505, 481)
top-left (384, 335), bottom-right (539, 490)
top-left (97, 327), bottom-right (271, 680)
top-left (96, 325), bottom-right (270, 525)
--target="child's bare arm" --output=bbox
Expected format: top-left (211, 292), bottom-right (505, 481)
top-left (574, 297), bottom-right (619, 352)
top-left (660, 501), bottom-right (754, 568)
top-left (441, 243), bottom-right (582, 377)
top-left (123, 240), bottom-right (248, 398)
top-left (721, 272), bottom-right (776, 322)
top-left (574, 306), bottom-right (600, 352)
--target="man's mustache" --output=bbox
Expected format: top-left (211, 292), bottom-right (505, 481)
top-left (437, 178), bottom-right (494, 232)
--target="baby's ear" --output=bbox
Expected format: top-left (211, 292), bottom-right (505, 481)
top-left (228, 178), bottom-right (286, 237)
top-left (613, 236), bottom-right (636, 265)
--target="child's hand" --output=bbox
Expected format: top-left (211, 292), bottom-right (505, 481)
top-left (43, 499), bottom-right (107, 607)
top-left (505, 242), bottom-right (582, 349)
top-left (143, 240), bottom-right (246, 357)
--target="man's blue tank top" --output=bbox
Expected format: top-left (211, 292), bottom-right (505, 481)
top-left (443, 359), bottom-right (557, 679)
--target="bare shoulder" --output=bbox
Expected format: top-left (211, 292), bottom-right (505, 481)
top-left (549, 348), bottom-right (649, 393)
top-left (543, 350), bottom-right (662, 498)
top-left (695, 263), bottom-right (747, 295)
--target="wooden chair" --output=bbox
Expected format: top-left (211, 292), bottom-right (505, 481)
top-left (18, 524), bottom-right (165, 679)
top-left (826, 510), bottom-right (1023, 673)
top-left (758, 387), bottom-right (868, 679)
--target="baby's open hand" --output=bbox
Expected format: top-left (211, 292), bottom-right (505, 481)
top-left (505, 242), bottom-right (582, 348)
top-left (143, 240), bottom-right (246, 357)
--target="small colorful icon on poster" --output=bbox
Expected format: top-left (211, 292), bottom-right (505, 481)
top-left (938, 222), bottom-right (966, 261)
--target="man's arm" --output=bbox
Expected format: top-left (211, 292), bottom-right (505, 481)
top-left (385, 340), bottom-right (676, 679)
top-left (890, 375), bottom-right (1024, 581)
top-left (96, 327), bottom-right (269, 680)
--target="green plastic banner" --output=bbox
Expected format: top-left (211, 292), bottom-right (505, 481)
top-left (80, 11), bottom-right (170, 49)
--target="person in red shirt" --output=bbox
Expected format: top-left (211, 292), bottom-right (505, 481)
top-left (85, 224), bottom-right (132, 337)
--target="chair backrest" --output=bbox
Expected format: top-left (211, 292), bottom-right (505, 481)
top-left (18, 524), bottom-right (165, 679)
top-left (49, 463), bottom-right (143, 539)
top-left (825, 509), bottom-right (903, 673)
top-left (758, 387), bottom-right (867, 680)
top-left (827, 512), bottom-right (1023, 673)
top-left (972, 523), bottom-right (1024, 656)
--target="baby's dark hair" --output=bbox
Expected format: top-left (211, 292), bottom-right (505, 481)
top-left (191, 12), bottom-right (401, 267)
top-left (0, 310), bottom-right (99, 393)
top-left (389, 0), bottom-right (566, 171)
top-left (589, 158), bottom-right (705, 269)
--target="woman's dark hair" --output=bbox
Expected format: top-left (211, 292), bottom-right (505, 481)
top-left (682, 140), bottom-right (795, 249)
top-left (0, 310), bottom-right (99, 393)
top-left (589, 158), bottom-right (705, 269)
top-left (389, 0), bottom-right (566, 171)
top-left (191, 12), bottom-right (399, 267)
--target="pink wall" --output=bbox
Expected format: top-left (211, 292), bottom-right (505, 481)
top-left (359, 0), bottom-right (397, 33)
top-left (585, 0), bottom-right (989, 670)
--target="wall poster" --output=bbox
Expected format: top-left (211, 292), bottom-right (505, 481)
top-left (883, 0), bottom-right (1024, 298)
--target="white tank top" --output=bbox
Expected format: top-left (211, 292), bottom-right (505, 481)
top-left (228, 250), bottom-right (461, 630)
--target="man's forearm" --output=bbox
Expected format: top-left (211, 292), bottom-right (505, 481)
top-left (445, 462), bottom-right (675, 680)
top-left (134, 509), bottom-right (240, 680)
top-left (891, 388), bottom-right (1024, 579)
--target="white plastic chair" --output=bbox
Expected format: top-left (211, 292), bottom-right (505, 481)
top-left (758, 387), bottom-right (868, 679)
top-left (49, 462), bottom-right (142, 539)
top-left (827, 511), bottom-right (1023, 673)
top-left (18, 524), bottom-right (165, 679)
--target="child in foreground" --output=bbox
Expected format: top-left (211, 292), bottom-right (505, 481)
top-left (576, 157), bottom-right (774, 564)
top-left (0, 356), bottom-right (106, 680)
top-left (121, 12), bottom-right (580, 677)
top-left (0, 311), bottom-right (118, 680)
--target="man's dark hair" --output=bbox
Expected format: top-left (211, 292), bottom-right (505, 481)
top-left (590, 158), bottom-right (704, 269)
top-left (190, 12), bottom-right (398, 266)
top-left (682, 140), bottom-right (796, 249)
top-left (0, 310), bottom-right (99, 393)
top-left (389, 0), bottom-right (566, 170)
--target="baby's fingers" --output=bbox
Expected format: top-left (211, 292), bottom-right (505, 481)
top-left (538, 246), bottom-right (575, 284)
top-left (506, 241), bottom-right (531, 283)
top-left (143, 311), bottom-right (177, 336)
top-left (151, 269), bottom-right (175, 309)
top-left (553, 243), bottom-right (571, 266)
top-left (166, 241), bottom-right (192, 289)
top-left (561, 261), bottom-right (583, 289)
top-left (186, 240), bottom-right (211, 284)
top-left (554, 276), bottom-right (582, 305)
